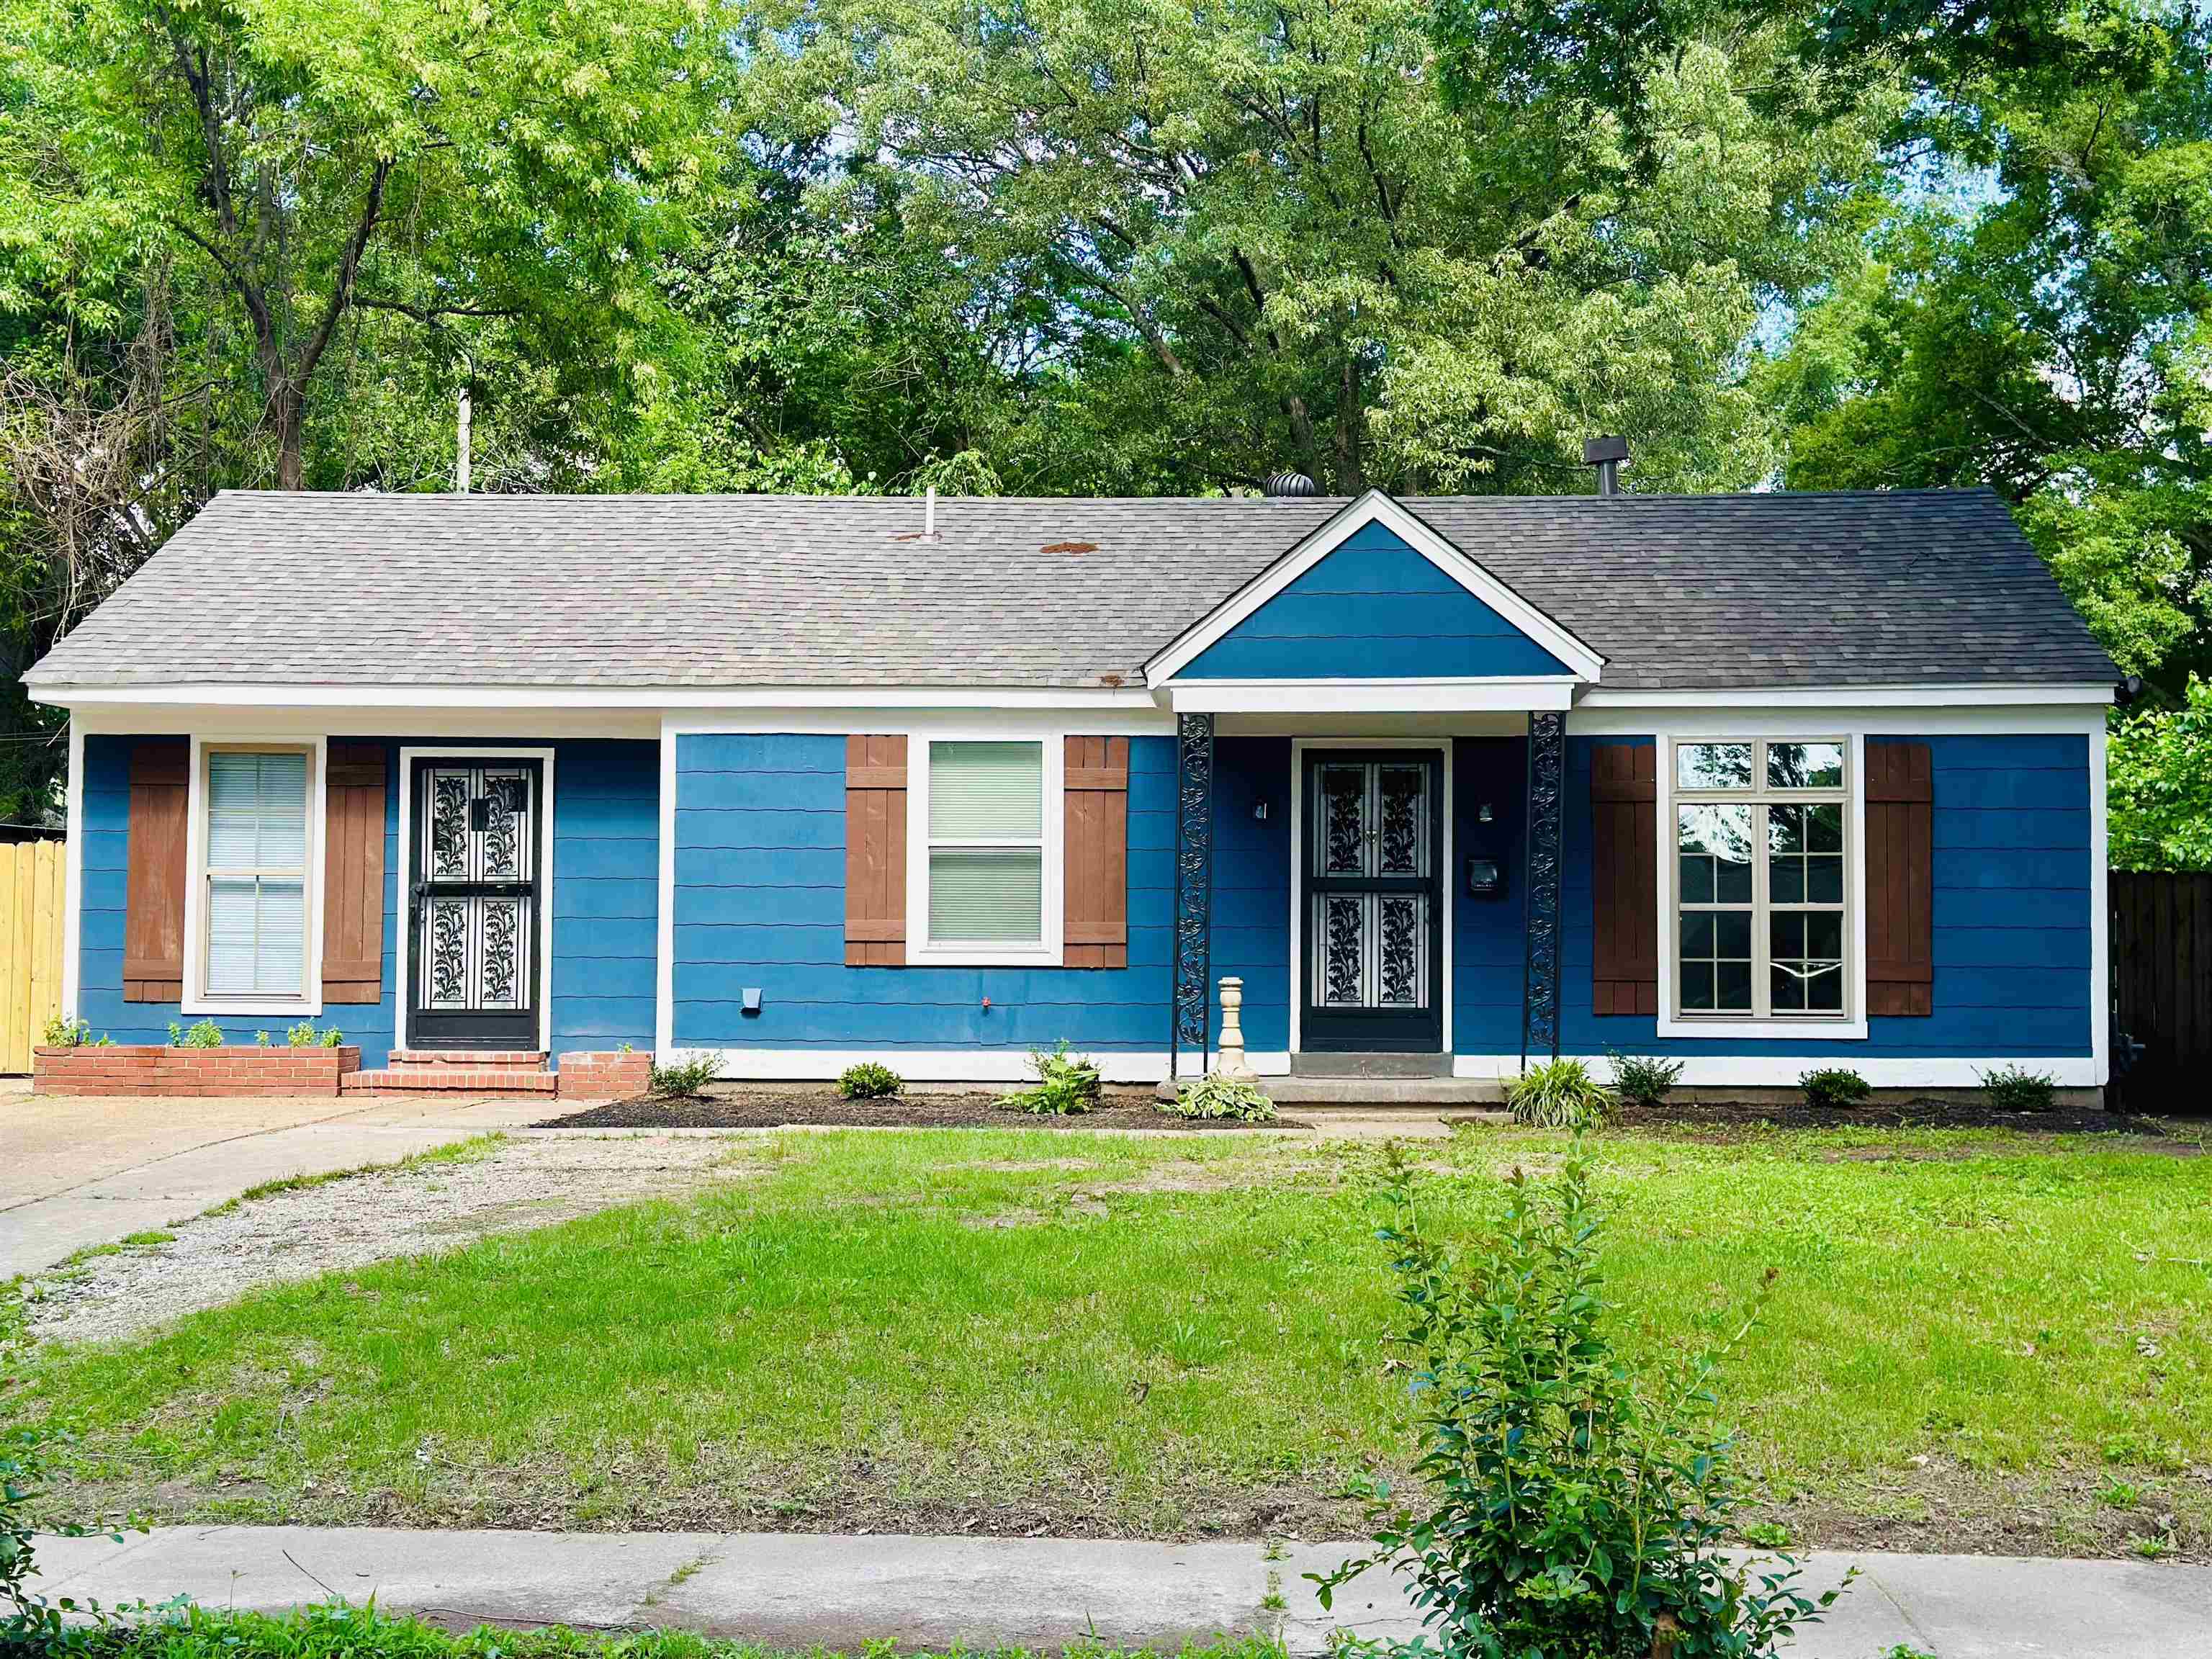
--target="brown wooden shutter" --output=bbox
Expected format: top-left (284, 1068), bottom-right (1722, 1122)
top-left (1866, 739), bottom-right (1934, 1017)
top-left (122, 739), bottom-right (189, 1001)
top-left (321, 743), bottom-right (387, 1003)
top-left (845, 734), bottom-right (908, 966)
top-left (1590, 742), bottom-right (1658, 1016)
top-left (1064, 736), bottom-right (1130, 968)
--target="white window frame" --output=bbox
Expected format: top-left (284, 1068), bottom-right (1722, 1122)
top-left (905, 729), bottom-right (1065, 967)
top-left (183, 734), bottom-right (328, 1016)
top-left (1656, 732), bottom-right (1868, 1041)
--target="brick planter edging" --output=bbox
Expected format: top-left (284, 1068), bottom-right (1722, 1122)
top-left (557, 1050), bottom-right (653, 1101)
top-left (34, 1043), bottom-right (364, 1097)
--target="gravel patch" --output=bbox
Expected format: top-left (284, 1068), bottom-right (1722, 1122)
top-left (18, 1133), bottom-right (745, 1349)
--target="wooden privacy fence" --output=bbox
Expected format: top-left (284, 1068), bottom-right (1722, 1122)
top-left (2110, 869), bottom-right (2212, 1112)
top-left (0, 839), bottom-right (63, 1074)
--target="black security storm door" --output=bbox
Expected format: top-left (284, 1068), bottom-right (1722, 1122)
top-left (1300, 750), bottom-right (1445, 1052)
top-left (407, 759), bottom-right (543, 1049)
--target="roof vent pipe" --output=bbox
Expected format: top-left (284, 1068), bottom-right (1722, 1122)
top-left (1583, 436), bottom-right (1629, 497)
top-left (925, 485), bottom-right (936, 539)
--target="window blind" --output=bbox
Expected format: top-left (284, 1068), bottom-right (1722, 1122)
top-left (930, 742), bottom-right (1042, 838)
top-left (204, 750), bottom-right (308, 997)
top-left (927, 740), bottom-right (1043, 943)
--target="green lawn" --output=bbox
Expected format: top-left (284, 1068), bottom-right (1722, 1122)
top-left (10, 1123), bottom-right (2211, 1557)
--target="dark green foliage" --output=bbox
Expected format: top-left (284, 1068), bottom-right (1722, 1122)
top-left (1163, 1073), bottom-right (1277, 1122)
top-left (1980, 1064), bottom-right (2059, 1112)
top-left (1313, 1146), bottom-right (1848, 1658)
top-left (1506, 1056), bottom-right (1615, 1129)
top-left (837, 1061), bottom-right (904, 1100)
top-left (1799, 1067), bottom-right (1873, 1109)
top-left (1607, 1050), bottom-right (1686, 1109)
top-left (4, 1426), bottom-right (144, 1653)
top-left (648, 1052), bottom-right (720, 1099)
top-left (998, 1042), bottom-right (1102, 1115)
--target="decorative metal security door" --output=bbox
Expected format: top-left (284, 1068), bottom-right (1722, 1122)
top-left (1301, 750), bottom-right (1444, 1051)
top-left (408, 759), bottom-right (543, 1049)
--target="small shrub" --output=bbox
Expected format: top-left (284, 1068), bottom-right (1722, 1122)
top-left (1980, 1064), bottom-right (2058, 1112)
top-left (999, 1040), bottom-right (1102, 1115)
top-left (1607, 1049), bottom-right (1683, 1109)
top-left (1164, 1072), bottom-right (1277, 1122)
top-left (255, 1030), bottom-right (271, 1046)
top-left (1506, 1056), bottom-right (1614, 1128)
top-left (39, 1015), bottom-right (101, 1049)
top-left (1312, 1145), bottom-right (1848, 1658)
top-left (1799, 1066), bottom-right (1871, 1109)
top-left (837, 1061), bottom-right (904, 1100)
top-left (284, 1022), bottom-right (344, 1048)
top-left (167, 1019), bottom-right (224, 1049)
top-left (649, 1051), bottom-right (720, 1098)
top-left (3, 1425), bottom-right (144, 1651)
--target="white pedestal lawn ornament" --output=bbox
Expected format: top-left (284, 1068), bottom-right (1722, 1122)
top-left (1215, 976), bottom-right (1257, 1082)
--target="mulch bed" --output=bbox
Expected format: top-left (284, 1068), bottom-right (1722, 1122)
top-left (1613, 1098), bottom-right (2180, 1136)
top-left (536, 1087), bottom-right (1292, 1131)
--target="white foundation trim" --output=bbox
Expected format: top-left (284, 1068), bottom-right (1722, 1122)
top-left (1453, 1053), bottom-right (2101, 1088)
top-left (1287, 737), bottom-right (1453, 1059)
top-left (181, 734), bottom-right (329, 1018)
top-left (671, 1046), bottom-right (1292, 1084)
top-left (395, 745), bottom-right (557, 1053)
top-left (60, 717), bottom-right (84, 1020)
top-left (1144, 491), bottom-right (1605, 685)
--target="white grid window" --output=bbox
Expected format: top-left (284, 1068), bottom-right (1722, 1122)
top-left (202, 748), bottom-right (313, 1001)
top-left (1672, 739), bottom-right (1849, 1020)
top-left (926, 740), bottom-right (1044, 945)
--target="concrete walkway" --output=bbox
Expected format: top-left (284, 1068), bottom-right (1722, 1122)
top-left (30, 1525), bottom-right (2212, 1656)
top-left (0, 1084), bottom-right (552, 1275)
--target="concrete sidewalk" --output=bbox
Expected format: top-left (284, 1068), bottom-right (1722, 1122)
top-left (0, 1087), bottom-right (551, 1275)
top-left (30, 1525), bottom-right (2212, 1656)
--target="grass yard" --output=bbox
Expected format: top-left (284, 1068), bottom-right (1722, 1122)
top-left (8, 1121), bottom-right (2211, 1559)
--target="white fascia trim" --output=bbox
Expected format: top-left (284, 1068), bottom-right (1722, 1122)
top-left (1570, 704), bottom-right (2110, 738)
top-left (1286, 737), bottom-right (1454, 1058)
top-left (670, 1047), bottom-right (1292, 1084)
top-left (1144, 490), bottom-right (1606, 687)
top-left (39, 683), bottom-right (1163, 712)
top-left (665, 709), bottom-right (1174, 739)
top-left (60, 717), bottom-right (84, 1020)
top-left (1577, 683), bottom-right (2116, 709)
top-left (181, 734), bottom-right (329, 1018)
top-left (1453, 1053), bottom-right (2101, 1088)
top-left (1170, 678), bottom-right (1577, 714)
top-left (395, 746), bottom-right (557, 1053)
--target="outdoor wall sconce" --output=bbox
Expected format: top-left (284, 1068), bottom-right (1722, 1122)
top-left (1467, 855), bottom-right (1506, 900)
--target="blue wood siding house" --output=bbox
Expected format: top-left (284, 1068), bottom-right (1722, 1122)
top-left (27, 476), bottom-right (2119, 1096)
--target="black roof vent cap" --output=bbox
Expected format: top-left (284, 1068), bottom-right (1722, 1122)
top-left (1262, 470), bottom-right (1320, 498)
top-left (1583, 435), bottom-right (1630, 496)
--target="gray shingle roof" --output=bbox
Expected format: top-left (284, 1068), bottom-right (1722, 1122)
top-left (26, 486), bottom-right (2115, 692)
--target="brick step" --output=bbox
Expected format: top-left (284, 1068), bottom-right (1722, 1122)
top-left (341, 1066), bottom-right (558, 1096)
top-left (385, 1049), bottom-right (549, 1070)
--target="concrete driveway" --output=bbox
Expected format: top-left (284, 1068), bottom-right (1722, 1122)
top-left (0, 1079), bottom-right (552, 1277)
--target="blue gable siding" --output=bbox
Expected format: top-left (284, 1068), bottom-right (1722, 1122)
top-left (1177, 523), bottom-right (1573, 679)
top-left (74, 734), bottom-right (657, 1068)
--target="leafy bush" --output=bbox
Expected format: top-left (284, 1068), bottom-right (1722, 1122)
top-left (1799, 1066), bottom-right (1871, 1109)
top-left (1506, 1056), bottom-right (1614, 1128)
top-left (1163, 1071), bottom-right (1277, 1122)
top-left (1607, 1048), bottom-right (1683, 1109)
top-left (285, 1021), bottom-right (344, 1048)
top-left (166, 1019), bottom-right (223, 1049)
top-left (1312, 1145), bottom-right (1848, 1659)
top-left (39, 1015), bottom-right (103, 1049)
top-left (999, 1040), bottom-right (1102, 1115)
top-left (648, 1051), bottom-right (720, 1098)
top-left (4, 1426), bottom-right (144, 1652)
top-left (1981, 1064), bottom-right (2059, 1112)
top-left (837, 1061), bottom-right (904, 1100)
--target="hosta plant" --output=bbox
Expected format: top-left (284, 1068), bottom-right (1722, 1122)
top-left (999, 1041), bottom-right (1102, 1115)
top-left (1163, 1072), bottom-right (1277, 1122)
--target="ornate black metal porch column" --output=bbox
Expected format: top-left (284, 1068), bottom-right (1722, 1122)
top-left (1170, 712), bottom-right (1215, 1081)
top-left (1521, 710), bottom-right (1565, 1066)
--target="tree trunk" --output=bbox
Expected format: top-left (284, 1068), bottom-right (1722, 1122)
top-left (271, 382), bottom-right (305, 490)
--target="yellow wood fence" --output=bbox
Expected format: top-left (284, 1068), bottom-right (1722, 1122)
top-left (0, 840), bottom-right (64, 1073)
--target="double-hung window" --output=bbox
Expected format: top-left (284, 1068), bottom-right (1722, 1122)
top-left (1671, 739), bottom-right (1849, 1021)
top-left (195, 745), bottom-right (318, 1008)
top-left (925, 739), bottom-right (1047, 950)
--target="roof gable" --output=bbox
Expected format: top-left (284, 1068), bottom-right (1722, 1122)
top-left (1147, 492), bottom-right (1602, 685)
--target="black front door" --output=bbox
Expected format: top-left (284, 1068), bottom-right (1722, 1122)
top-left (1301, 750), bottom-right (1445, 1052)
top-left (408, 758), bottom-right (544, 1049)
